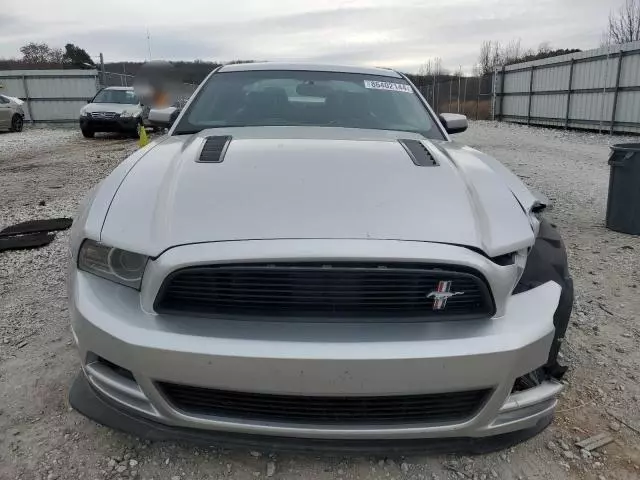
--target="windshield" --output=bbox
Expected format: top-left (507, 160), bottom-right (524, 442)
top-left (92, 89), bottom-right (139, 105)
top-left (174, 70), bottom-right (442, 139)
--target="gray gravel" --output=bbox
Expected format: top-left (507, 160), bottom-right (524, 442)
top-left (1, 123), bottom-right (639, 480)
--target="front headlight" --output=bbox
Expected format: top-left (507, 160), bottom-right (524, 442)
top-left (80, 110), bottom-right (89, 117)
top-left (120, 111), bottom-right (137, 118)
top-left (78, 239), bottom-right (148, 289)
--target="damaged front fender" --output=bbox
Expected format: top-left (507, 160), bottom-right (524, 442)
top-left (514, 219), bottom-right (574, 376)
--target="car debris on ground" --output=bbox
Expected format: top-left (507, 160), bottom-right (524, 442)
top-left (575, 433), bottom-right (615, 451)
top-left (0, 218), bottom-right (72, 252)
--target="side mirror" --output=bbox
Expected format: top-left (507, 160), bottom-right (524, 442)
top-left (439, 113), bottom-right (468, 134)
top-left (87, 99), bottom-right (91, 104)
top-left (147, 106), bottom-right (180, 129)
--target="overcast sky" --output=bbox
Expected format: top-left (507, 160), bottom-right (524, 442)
top-left (0, 0), bottom-right (625, 73)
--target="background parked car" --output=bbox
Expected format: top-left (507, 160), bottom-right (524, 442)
top-left (79, 87), bottom-right (149, 138)
top-left (0, 94), bottom-right (25, 132)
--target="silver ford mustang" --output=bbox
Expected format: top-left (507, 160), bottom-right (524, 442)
top-left (68, 63), bottom-right (573, 452)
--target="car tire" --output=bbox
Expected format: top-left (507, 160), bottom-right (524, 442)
top-left (10, 114), bottom-right (24, 132)
top-left (81, 128), bottom-right (95, 138)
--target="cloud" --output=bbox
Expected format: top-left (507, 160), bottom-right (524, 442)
top-left (0, 0), bottom-right (627, 73)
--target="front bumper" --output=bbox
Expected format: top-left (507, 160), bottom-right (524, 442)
top-left (69, 371), bottom-right (555, 453)
top-left (79, 116), bottom-right (139, 133)
top-left (69, 240), bottom-right (565, 447)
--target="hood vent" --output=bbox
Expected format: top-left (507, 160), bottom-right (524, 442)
top-left (198, 136), bottom-right (232, 163)
top-left (398, 139), bottom-right (438, 167)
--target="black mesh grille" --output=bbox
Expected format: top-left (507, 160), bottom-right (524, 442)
top-left (159, 383), bottom-right (491, 424)
top-left (154, 263), bottom-right (495, 321)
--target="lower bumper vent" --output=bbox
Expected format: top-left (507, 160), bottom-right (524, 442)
top-left (159, 383), bottom-right (490, 425)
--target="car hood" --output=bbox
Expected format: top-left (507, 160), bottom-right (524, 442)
top-left (100, 127), bottom-right (536, 257)
top-left (82, 103), bottom-right (141, 114)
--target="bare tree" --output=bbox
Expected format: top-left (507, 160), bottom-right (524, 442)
top-left (606, 0), bottom-right (640, 44)
top-left (20, 42), bottom-right (52, 63)
top-left (478, 40), bottom-right (517, 75)
top-left (477, 40), bottom-right (493, 76)
top-left (490, 41), bottom-right (502, 70)
top-left (503, 39), bottom-right (523, 64)
top-left (50, 48), bottom-right (64, 64)
top-left (19, 42), bottom-right (64, 64)
top-left (537, 41), bottom-right (552, 55)
top-left (477, 38), bottom-right (581, 72)
top-left (417, 60), bottom-right (433, 77)
top-left (418, 57), bottom-right (445, 77)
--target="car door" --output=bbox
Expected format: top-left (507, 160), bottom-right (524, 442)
top-left (0, 96), bottom-right (12, 129)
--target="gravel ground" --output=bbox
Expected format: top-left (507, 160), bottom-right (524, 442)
top-left (1, 123), bottom-right (639, 480)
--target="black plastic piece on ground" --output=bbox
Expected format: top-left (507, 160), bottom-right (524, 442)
top-left (69, 372), bottom-right (553, 454)
top-left (0, 232), bottom-right (55, 252)
top-left (0, 218), bottom-right (72, 237)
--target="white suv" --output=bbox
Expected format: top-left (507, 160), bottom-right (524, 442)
top-left (79, 87), bottom-right (146, 138)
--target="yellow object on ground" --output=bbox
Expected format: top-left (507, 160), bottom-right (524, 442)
top-left (138, 125), bottom-right (149, 148)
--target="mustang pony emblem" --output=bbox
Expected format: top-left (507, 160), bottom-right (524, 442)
top-left (427, 281), bottom-right (465, 310)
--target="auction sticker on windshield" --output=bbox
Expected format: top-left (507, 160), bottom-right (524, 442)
top-left (364, 80), bottom-right (413, 93)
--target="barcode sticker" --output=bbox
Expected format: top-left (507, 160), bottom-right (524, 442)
top-left (364, 80), bottom-right (413, 93)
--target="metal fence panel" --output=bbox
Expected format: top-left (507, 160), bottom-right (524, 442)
top-left (493, 40), bottom-right (640, 133)
top-left (503, 95), bottom-right (528, 117)
top-left (503, 70), bottom-right (530, 93)
top-left (570, 92), bottom-right (614, 122)
top-left (615, 91), bottom-right (640, 129)
top-left (533, 65), bottom-right (569, 91)
top-left (531, 94), bottom-right (566, 118)
top-left (28, 99), bottom-right (89, 122)
top-left (619, 53), bottom-right (640, 87)
top-left (0, 69), bottom-right (99, 123)
top-left (571, 58), bottom-right (616, 90)
top-left (0, 76), bottom-right (27, 97)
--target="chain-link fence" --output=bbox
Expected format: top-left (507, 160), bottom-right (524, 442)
top-left (99, 70), bottom-right (197, 106)
top-left (411, 75), bottom-right (494, 120)
top-left (102, 71), bottom-right (134, 87)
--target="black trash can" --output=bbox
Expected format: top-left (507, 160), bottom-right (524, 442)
top-left (606, 143), bottom-right (640, 235)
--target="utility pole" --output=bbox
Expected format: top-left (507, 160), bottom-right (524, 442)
top-left (147, 29), bottom-right (152, 61)
top-left (463, 75), bottom-right (468, 115)
top-left (457, 66), bottom-right (462, 113)
top-left (432, 71), bottom-right (436, 108)
top-left (99, 53), bottom-right (106, 87)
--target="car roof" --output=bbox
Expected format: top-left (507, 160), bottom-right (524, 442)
top-left (103, 86), bottom-right (134, 91)
top-left (218, 62), bottom-right (402, 78)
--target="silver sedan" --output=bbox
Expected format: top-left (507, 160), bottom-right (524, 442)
top-left (0, 94), bottom-right (25, 132)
